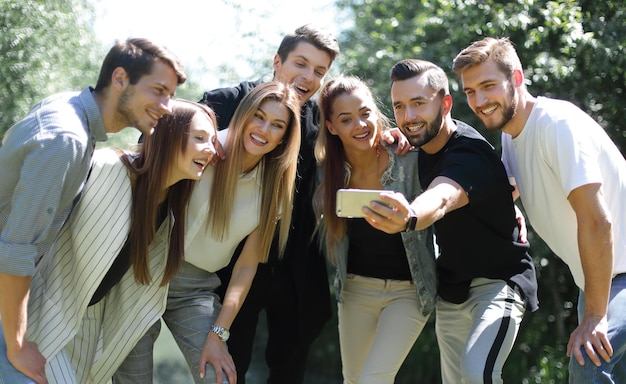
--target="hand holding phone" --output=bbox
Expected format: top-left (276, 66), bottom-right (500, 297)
top-left (335, 189), bottom-right (389, 218)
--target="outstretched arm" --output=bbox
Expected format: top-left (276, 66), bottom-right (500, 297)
top-left (198, 227), bottom-right (261, 383)
top-left (365, 175), bottom-right (468, 233)
top-left (566, 183), bottom-right (613, 366)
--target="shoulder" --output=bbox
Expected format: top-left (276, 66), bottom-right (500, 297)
top-left (199, 79), bottom-right (262, 104)
top-left (91, 148), bottom-right (128, 175)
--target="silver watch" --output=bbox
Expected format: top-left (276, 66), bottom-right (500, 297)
top-left (209, 325), bottom-right (230, 342)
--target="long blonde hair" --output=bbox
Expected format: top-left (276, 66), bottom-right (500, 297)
top-left (207, 81), bottom-right (301, 261)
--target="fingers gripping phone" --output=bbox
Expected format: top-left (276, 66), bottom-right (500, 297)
top-left (335, 189), bottom-right (388, 218)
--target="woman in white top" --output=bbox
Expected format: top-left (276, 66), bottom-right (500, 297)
top-left (114, 81), bottom-right (302, 384)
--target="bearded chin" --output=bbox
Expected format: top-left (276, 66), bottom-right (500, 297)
top-left (492, 83), bottom-right (517, 131)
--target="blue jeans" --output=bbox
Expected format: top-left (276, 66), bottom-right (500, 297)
top-left (0, 321), bottom-right (77, 384)
top-left (114, 261), bottom-right (226, 384)
top-left (569, 273), bottom-right (626, 383)
top-left (0, 325), bottom-right (36, 384)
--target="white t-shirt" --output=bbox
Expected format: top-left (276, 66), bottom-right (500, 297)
top-left (184, 130), bottom-right (263, 272)
top-left (502, 96), bottom-right (626, 289)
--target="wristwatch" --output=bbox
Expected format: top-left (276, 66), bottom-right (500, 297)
top-left (404, 208), bottom-right (418, 232)
top-left (209, 325), bottom-right (230, 342)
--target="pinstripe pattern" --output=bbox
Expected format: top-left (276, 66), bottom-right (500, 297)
top-left (0, 87), bottom-right (107, 276)
top-left (17, 148), bottom-right (171, 384)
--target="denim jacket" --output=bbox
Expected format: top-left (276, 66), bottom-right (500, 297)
top-left (331, 146), bottom-right (437, 316)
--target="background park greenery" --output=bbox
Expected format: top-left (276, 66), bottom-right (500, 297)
top-left (1, 0), bottom-right (624, 382)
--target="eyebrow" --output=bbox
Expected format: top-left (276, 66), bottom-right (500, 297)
top-left (463, 79), bottom-right (494, 93)
top-left (336, 106), bottom-right (369, 118)
top-left (294, 54), bottom-right (329, 71)
top-left (155, 81), bottom-right (176, 97)
top-left (258, 106), bottom-right (288, 125)
top-left (393, 95), bottom-right (428, 106)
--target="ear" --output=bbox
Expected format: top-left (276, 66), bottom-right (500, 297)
top-left (272, 54), bottom-right (282, 73)
top-left (111, 67), bottom-right (129, 91)
top-left (442, 94), bottom-right (453, 116)
top-left (512, 68), bottom-right (524, 88)
top-left (325, 120), bottom-right (338, 136)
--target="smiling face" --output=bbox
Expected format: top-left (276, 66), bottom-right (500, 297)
top-left (391, 74), bottom-right (445, 149)
top-left (273, 42), bottom-right (332, 105)
top-left (116, 59), bottom-right (179, 136)
top-left (171, 111), bottom-right (215, 183)
top-left (325, 88), bottom-right (380, 153)
top-left (242, 99), bottom-right (290, 170)
top-left (460, 59), bottom-right (518, 133)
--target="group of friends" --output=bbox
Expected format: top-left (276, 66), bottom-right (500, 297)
top-left (0, 23), bottom-right (624, 384)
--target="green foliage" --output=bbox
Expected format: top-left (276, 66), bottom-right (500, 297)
top-left (335, 0), bottom-right (626, 153)
top-left (0, 0), bottom-right (101, 137)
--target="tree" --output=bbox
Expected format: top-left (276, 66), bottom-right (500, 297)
top-left (0, 0), bottom-right (100, 138)
top-left (318, 0), bottom-right (625, 382)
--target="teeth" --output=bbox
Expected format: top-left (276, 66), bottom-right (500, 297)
top-left (251, 133), bottom-right (267, 144)
top-left (481, 105), bottom-right (497, 115)
top-left (406, 123), bottom-right (425, 132)
top-left (354, 132), bottom-right (369, 139)
top-left (295, 85), bottom-right (309, 93)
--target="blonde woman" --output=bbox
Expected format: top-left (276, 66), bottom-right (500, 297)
top-left (115, 81), bottom-right (301, 384)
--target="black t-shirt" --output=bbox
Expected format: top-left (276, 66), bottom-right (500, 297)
top-left (418, 121), bottom-right (538, 310)
top-left (346, 218), bottom-right (412, 281)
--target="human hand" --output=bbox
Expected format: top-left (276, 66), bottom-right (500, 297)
top-left (566, 314), bottom-right (613, 366)
top-left (382, 128), bottom-right (413, 155)
top-left (199, 333), bottom-right (236, 383)
top-left (208, 134), bottom-right (226, 167)
top-left (363, 192), bottom-right (412, 234)
top-left (514, 205), bottom-right (527, 243)
top-left (7, 341), bottom-right (48, 384)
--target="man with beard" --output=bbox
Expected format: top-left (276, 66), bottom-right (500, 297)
top-left (0, 38), bottom-right (187, 383)
top-left (453, 37), bottom-right (626, 384)
top-left (364, 58), bottom-right (538, 383)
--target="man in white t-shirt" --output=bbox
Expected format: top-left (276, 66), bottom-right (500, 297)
top-left (453, 37), bottom-right (626, 384)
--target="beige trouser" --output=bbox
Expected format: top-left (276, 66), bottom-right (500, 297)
top-left (338, 274), bottom-right (430, 384)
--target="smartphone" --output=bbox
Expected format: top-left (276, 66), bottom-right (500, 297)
top-left (335, 189), bottom-right (387, 218)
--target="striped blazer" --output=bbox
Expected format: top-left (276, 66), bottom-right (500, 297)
top-left (26, 148), bottom-right (171, 383)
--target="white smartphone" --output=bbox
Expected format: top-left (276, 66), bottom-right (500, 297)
top-left (335, 189), bottom-right (388, 218)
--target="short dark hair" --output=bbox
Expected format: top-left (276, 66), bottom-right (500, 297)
top-left (95, 38), bottom-right (186, 91)
top-left (390, 59), bottom-right (449, 97)
top-left (276, 24), bottom-right (340, 64)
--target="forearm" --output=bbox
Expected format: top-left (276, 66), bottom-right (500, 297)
top-left (409, 176), bottom-right (468, 230)
top-left (579, 220), bottom-right (613, 317)
top-left (214, 264), bottom-right (257, 329)
top-left (0, 273), bottom-right (32, 353)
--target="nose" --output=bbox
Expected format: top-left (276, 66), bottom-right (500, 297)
top-left (404, 105), bottom-right (417, 122)
top-left (301, 67), bottom-right (313, 81)
top-left (474, 90), bottom-right (488, 108)
top-left (259, 120), bottom-right (271, 132)
top-left (159, 95), bottom-right (173, 115)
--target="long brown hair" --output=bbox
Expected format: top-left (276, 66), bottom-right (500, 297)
top-left (207, 81), bottom-right (301, 261)
top-left (122, 99), bottom-right (217, 285)
top-left (314, 76), bottom-right (389, 264)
